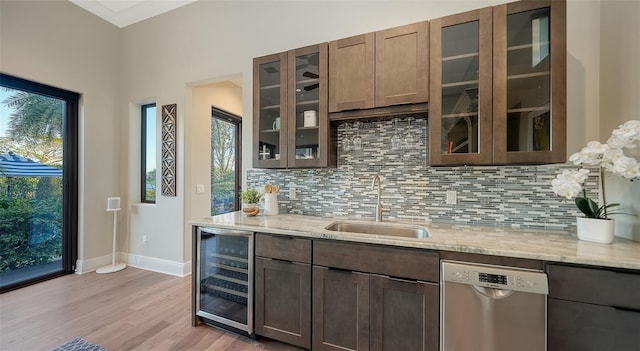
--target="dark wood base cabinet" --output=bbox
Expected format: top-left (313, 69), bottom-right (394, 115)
top-left (547, 263), bottom-right (640, 351)
top-left (312, 267), bottom-right (370, 351)
top-left (255, 258), bottom-right (311, 349)
top-left (548, 299), bottom-right (640, 351)
top-left (370, 276), bottom-right (439, 351)
top-left (255, 234), bottom-right (312, 349)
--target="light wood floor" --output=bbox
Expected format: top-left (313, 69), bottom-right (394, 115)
top-left (0, 267), bottom-right (304, 351)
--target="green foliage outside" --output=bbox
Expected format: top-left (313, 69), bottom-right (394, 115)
top-left (146, 169), bottom-right (156, 202)
top-left (1, 87), bottom-right (64, 273)
top-left (211, 118), bottom-right (237, 215)
top-left (0, 178), bottom-right (63, 272)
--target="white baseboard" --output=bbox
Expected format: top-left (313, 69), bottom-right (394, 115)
top-left (123, 253), bottom-right (192, 277)
top-left (76, 253), bottom-right (192, 277)
top-left (75, 254), bottom-right (114, 274)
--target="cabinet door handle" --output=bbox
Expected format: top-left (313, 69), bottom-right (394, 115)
top-left (374, 274), bottom-right (418, 284)
top-left (327, 266), bottom-right (354, 274)
top-left (612, 305), bottom-right (640, 313)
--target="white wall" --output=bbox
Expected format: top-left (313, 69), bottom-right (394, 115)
top-left (0, 0), bottom-right (121, 272)
top-left (599, 0), bottom-right (640, 241)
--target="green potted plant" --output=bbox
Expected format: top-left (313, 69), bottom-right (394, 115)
top-left (240, 188), bottom-right (263, 216)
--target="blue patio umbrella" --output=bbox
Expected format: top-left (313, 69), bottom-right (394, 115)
top-left (0, 152), bottom-right (62, 196)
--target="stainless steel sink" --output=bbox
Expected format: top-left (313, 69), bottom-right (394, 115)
top-left (325, 221), bottom-right (430, 239)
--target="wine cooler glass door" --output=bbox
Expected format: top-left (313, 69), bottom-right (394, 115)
top-left (197, 227), bottom-right (254, 334)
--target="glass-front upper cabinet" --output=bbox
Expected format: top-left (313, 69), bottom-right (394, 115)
top-left (493, 0), bottom-right (566, 164)
top-left (287, 44), bottom-right (333, 168)
top-left (253, 52), bottom-right (288, 168)
top-left (429, 8), bottom-right (493, 165)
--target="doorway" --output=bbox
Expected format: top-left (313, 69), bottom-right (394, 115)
top-left (211, 107), bottom-right (241, 215)
top-left (0, 73), bottom-right (78, 293)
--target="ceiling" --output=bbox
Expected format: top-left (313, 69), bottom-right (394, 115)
top-left (69, 0), bottom-right (198, 28)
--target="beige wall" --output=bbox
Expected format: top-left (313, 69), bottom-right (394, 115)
top-left (2, 0), bottom-right (638, 274)
top-left (0, 0), bottom-right (121, 271)
top-left (599, 0), bottom-right (640, 240)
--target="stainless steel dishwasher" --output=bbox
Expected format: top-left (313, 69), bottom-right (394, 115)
top-left (441, 260), bottom-right (548, 351)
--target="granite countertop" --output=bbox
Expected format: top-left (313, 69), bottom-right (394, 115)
top-left (190, 212), bottom-right (640, 270)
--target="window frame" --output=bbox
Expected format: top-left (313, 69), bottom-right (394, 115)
top-left (141, 103), bottom-right (156, 203)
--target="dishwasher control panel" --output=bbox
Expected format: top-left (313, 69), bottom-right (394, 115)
top-left (441, 261), bottom-right (548, 294)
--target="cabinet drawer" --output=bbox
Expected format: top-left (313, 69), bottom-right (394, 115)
top-left (548, 298), bottom-right (640, 351)
top-left (256, 233), bottom-right (311, 263)
top-left (547, 264), bottom-right (640, 310)
top-left (313, 240), bottom-right (439, 282)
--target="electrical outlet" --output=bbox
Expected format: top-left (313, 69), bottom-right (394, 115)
top-left (196, 184), bottom-right (205, 193)
top-left (289, 187), bottom-right (297, 200)
top-left (446, 190), bottom-right (457, 205)
top-left (142, 235), bottom-right (148, 245)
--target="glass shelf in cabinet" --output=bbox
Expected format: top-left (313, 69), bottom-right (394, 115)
top-left (441, 80), bottom-right (479, 88)
top-left (260, 83), bottom-right (281, 90)
top-left (507, 71), bottom-right (550, 80)
top-left (441, 52), bottom-right (479, 62)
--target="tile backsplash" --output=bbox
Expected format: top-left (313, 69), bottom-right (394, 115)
top-left (247, 115), bottom-right (597, 232)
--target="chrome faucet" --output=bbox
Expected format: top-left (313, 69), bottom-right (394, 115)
top-left (371, 175), bottom-right (387, 222)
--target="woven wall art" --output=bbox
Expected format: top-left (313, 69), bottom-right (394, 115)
top-left (161, 103), bottom-right (177, 196)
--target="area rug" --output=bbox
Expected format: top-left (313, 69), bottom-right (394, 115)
top-left (52, 337), bottom-right (109, 351)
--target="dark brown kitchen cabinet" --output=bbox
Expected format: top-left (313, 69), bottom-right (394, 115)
top-left (312, 240), bottom-right (440, 351)
top-left (312, 267), bottom-right (370, 351)
top-left (430, 0), bottom-right (566, 165)
top-left (546, 264), bottom-right (640, 351)
top-left (329, 22), bottom-right (429, 116)
top-left (329, 33), bottom-right (375, 112)
top-left (370, 275), bottom-right (439, 351)
top-left (254, 52), bottom-right (288, 168)
top-left (375, 21), bottom-right (429, 107)
top-left (253, 43), bottom-right (335, 169)
top-left (492, 0), bottom-right (566, 164)
top-left (429, 7), bottom-right (493, 165)
top-left (255, 234), bottom-right (311, 349)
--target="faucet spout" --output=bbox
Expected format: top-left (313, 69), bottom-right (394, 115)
top-left (371, 175), bottom-right (384, 221)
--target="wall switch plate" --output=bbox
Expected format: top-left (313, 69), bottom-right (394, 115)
top-left (196, 184), bottom-right (204, 193)
top-left (289, 187), bottom-right (297, 200)
top-left (446, 190), bottom-right (457, 205)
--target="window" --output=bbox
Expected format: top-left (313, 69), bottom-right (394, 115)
top-left (0, 73), bottom-right (79, 292)
top-left (211, 107), bottom-right (241, 215)
top-left (141, 103), bottom-right (156, 203)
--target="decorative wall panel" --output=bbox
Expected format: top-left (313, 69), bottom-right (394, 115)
top-left (161, 104), bottom-right (177, 196)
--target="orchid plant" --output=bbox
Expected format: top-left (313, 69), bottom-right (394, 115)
top-left (552, 120), bottom-right (640, 219)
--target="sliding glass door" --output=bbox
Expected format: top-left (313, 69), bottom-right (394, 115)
top-left (0, 73), bottom-right (78, 293)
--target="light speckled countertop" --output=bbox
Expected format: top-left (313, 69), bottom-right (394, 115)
top-left (190, 212), bottom-right (640, 270)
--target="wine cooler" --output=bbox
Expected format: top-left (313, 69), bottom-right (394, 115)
top-left (195, 227), bottom-right (254, 335)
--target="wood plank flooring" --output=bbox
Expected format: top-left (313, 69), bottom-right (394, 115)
top-left (0, 267), bottom-right (304, 351)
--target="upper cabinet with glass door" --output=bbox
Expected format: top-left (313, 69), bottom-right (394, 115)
top-left (429, 8), bottom-right (493, 165)
top-left (493, 0), bottom-right (566, 164)
top-left (254, 53), bottom-right (288, 168)
top-left (288, 44), bottom-right (334, 168)
top-left (253, 44), bottom-right (334, 169)
top-left (429, 0), bottom-right (566, 166)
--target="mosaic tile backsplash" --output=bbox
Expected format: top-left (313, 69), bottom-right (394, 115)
top-left (247, 115), bottom-right (597, 232)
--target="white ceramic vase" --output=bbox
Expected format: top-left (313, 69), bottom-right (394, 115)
top-left (576, 217), bottom-right (615, 244)
top-left (264, 193), bottom-right (279, 216)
